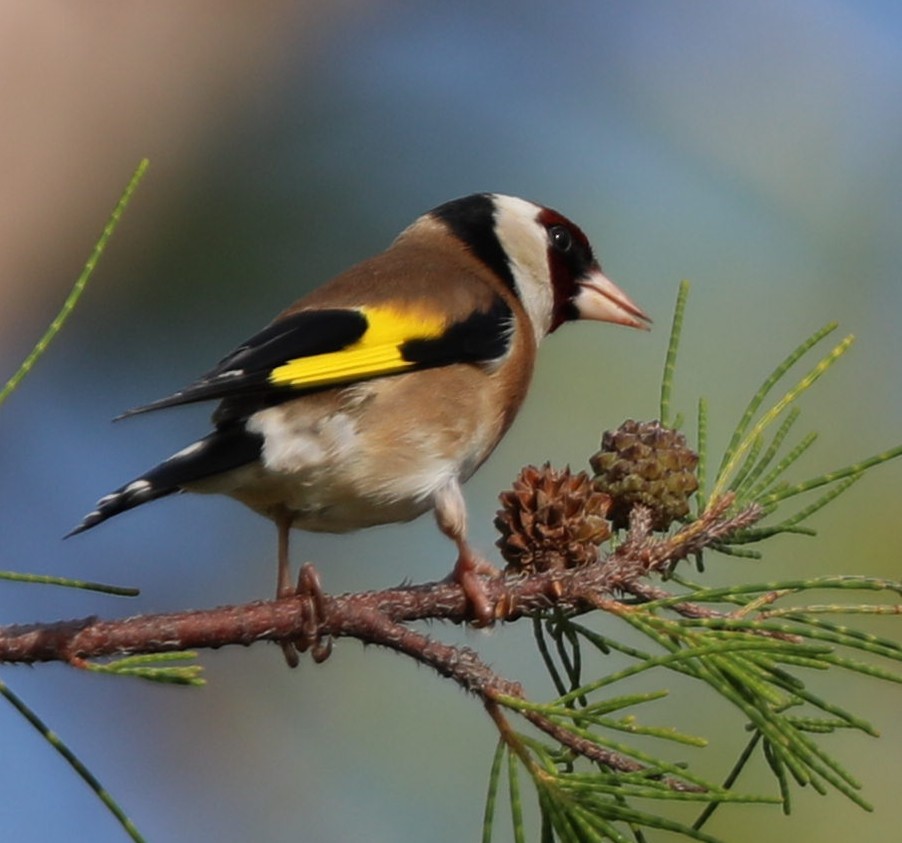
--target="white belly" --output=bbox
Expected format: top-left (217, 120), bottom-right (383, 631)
top-left (188, 373), bottom-right (503, 533)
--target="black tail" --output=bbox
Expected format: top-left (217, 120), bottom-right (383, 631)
top-left (66, 425), bottom-right (263, 537)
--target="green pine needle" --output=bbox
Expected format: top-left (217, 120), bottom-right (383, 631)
top-left (482, 742), bottom-right (506, 843)
top-left (82, 652), bottom-right (205, 686)
top-left (730, 474), bottom-right (862, 543)
top-left (761, 444), bottom-right (902, 505)
top-left (711, 331), bottom-right (854, 500)
top-left (728, 433), bottom-right (763, 493)
top-left (693, 730), bottom-right (763, 830)
top-left (0, 570), bottom-right (138, 597)
top-left (709, 543), bottom-right (764, 558)
top-left (696, 397), bottom-right (709, 509)
top-left (731, 407), bottom-right (802, 500)
top-left (508, 748), bottom-right (527, 843)
top-left (712, 322), bottom-right (839, 489)
top-left (533, 615), bottom-right (570, 698)
top-left (744, 429), bottom-right (818, 503)
top-left (0, 158), bottom-right (149, 409)
top-left (1, 679), bottom-right (146, 842)
top-left (660, 280), bottom-right (690, 426)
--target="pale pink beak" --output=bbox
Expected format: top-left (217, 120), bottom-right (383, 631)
top-left (573, 266), bottom-right (651, 330)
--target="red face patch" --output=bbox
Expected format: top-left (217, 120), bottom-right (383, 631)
top-left (537, 207), bottom-right (598, 331)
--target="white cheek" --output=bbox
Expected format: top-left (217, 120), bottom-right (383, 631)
top-left (512, 273), bottom-right (553, 341)
top-left (490, 194), bottom-right (554, 342)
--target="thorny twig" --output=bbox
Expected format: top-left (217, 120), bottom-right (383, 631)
top-left (0, 497), bottom-right (761, 788)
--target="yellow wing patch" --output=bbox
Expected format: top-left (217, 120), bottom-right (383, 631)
top-left (269, 305), bottom-right (447, 390)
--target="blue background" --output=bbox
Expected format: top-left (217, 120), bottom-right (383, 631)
top-left (1, 3), bottom-right (900, 841)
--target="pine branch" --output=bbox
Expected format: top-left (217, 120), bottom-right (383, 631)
top-left (0, 497), bottom-right (758, 668)
top-left (0, 500), bottom-right (771, 794)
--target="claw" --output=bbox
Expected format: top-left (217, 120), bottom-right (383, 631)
top-left (450, 546), bottom-right (500, 626)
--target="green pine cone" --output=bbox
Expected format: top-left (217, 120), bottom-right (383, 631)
top-left (590, 419), bottom-right (699, 531)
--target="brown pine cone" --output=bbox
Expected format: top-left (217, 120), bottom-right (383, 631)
top-left (495, 463), bottom-right (612, 573)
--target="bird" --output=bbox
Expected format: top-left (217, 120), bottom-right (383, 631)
top-left (69, 193), bottom-right (650, 638)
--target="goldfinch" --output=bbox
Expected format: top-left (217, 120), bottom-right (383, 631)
top-left (70, 193), bottom-right (649, 625)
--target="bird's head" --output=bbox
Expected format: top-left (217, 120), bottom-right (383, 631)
top-left (427, 193), bottom-right (650, 343)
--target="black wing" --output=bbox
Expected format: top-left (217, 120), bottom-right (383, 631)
top-left (118, 299), bottom-right (513, 419)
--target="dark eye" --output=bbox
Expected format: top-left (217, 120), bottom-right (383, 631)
top-left (549, 225), bottom-right (573, 253)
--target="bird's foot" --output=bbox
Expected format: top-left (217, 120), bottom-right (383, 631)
top-left (448, 550), bottom-right (501, 627)
top-left (279, 562), bottom-right (333, 667)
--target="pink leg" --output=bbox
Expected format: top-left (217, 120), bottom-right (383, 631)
top-left (434, 478), bottom-right (499, 625)
top-left (275, 509), bottom-right (294, 600)
top-left (274, 509), bottom-right (300, 668)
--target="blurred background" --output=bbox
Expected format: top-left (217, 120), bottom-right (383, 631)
top-left (1, 2), bottom-right (900, 841)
